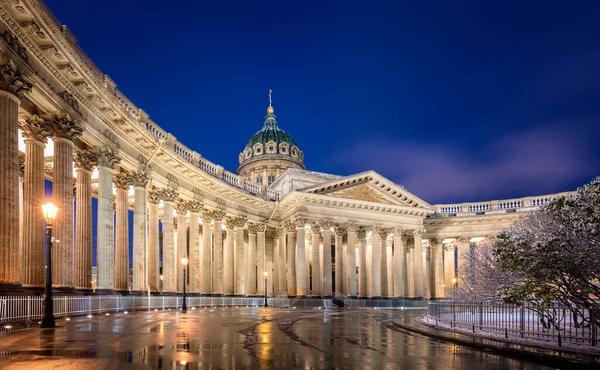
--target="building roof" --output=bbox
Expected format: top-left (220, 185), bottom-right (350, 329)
top-left (245, 112), bottom-right (298, 148)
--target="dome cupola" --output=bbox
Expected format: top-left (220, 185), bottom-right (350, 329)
top-left (237, 90), bottom-right (305, 186)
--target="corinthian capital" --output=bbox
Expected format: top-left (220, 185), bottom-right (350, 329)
top-left (159, 187), bottom-right (179, 203)
top-left (97, 148), bottom-right (120, 169)
top-left (310, 222), bottom-right (321, 235)
top-left (0, 58), bottom-right (32, 96)
top-left (74, 149), bottom-right (97, 172)
top-left (346, 222), bottom-right (359, 232)
top-left (20, 115), bottom-right (51, 143)
top-left (225, 217), bottom-right (237, 230)
top-left (333, 225), bottom-right (346, 237)
top-left (147, 188), bottom-right (161, 204)
top-left (413, 228), bottom-right (423, 237)
top-left (393, 226), bottom-right (405, 236)
top-left (113, 170), bottom-right (131, 190)
top-left (175, 201), bottom-right (188, 214)
top-left (212, 210), bottom-right (226, 222)
top-left (275, 227), bottom-right (286, 237)
top-left (186, 199), bottom-right (203, 213)
top-left (129, 170), bottom-right (149, 187)
top-left (233, 216), bottom-right (248, 228)
top-left (43, 112), bottom-right (83, 141)
top-left (356, 228), bottom-right (367, 239)
top-left (294, 218), bottom-right (307, 228)
top-left (284, 220), bottom-right (296, 232)
top-left (320, 220), bottom-right (332, 230)
top-left (371, 225), bottom-right (383, 235)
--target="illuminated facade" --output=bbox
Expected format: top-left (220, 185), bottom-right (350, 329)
top-left (0, 1), bottom-right (574, 299)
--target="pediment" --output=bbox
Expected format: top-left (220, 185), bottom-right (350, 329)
top-left (299, 170), bottom-right (433, 209)
top-left (328, 183), bottom-right (396, 204)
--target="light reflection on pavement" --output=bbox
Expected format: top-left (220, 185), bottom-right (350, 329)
top-left (0, 307), bottom-right (555, 369)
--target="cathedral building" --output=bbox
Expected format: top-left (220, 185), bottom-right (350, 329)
top-left (0, 1), bottom-right (574, 300)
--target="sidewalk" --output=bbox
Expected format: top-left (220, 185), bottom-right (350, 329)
top-left (390, 313), bottom-right (600, 369)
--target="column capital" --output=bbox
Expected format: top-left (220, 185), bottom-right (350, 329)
top-left (175, 201), bottom-right (188, 214)
top-left (457, 235), bottom-right (471, 244)
top-left (320, 220), bottom-right (332, 230)
top-left (393, 226), bottom-right (405, 236)
top-left (247, 223), bottom-right (260, 234)
top-left (294, 217), bottom-right (307, 228)
top-left (284, 220), bottom-right (296, 232)
top-left (0, 57), bottom-right (32, 97)
top-left (129, 170), bottom-right (149, 187)
top-left (413, 228), bottom-right (424, 237)
top-left (20, 115), bottom-right (51, 143)
top-left (275, 227), bottom-right (286, 237)
top-left (225, 217), bottom-right (238, 230)
top-left (147, 188), bottom-right (161, 204)
top-left (386, 234), bottom-right (394, 247)
top-left (371, 225), bottom-right (383, 235)
top-left (333, 225), bottom-right (346, 237)
top-left (346, 222), bottom-right (359, 232)
top-left (444, 243), bottom-right (456, 251)
top-left (201, 209), bottom-right (214, 221)
top-left (356, 228), bottom-right (367, 240)
top-left (232, 216), bottom-right (248, 228)
top-left (97, 148), bottom-right (120, 169)
top-left (310, 222), bottom-right (321, 235)
top-left (113, 170), bottom-right (131, 190)
top-left (186, 199), bottom-right (203, 213)
top-left (74, 149), bottom-right (98, 172)
top-left (378, 229), bottom-right (389, 240)
top-left (212, 210), bottom-right (226, 222)
top-left (159, 187), bottom-right (179, 203)
top-left (428, 237), bottom-right (442, 246)
top-left (43, 112), bottom-right (83, 141)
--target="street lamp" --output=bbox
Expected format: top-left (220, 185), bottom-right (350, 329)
top-left (160, 274), bottom-right (164, 294)
top-left (181, 256), bottom-right (188, 312)
top-left (451, 277), bottom-right (458, 290)
top-left (263, 270), bottom-right (268, 307)
top-left (41, 202), bottom-right (58, 328)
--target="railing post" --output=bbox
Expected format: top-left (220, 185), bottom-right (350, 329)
top-left (479, 302), bottom-right (483, 330)
top-left (520, 306), bottom-right (525, 338)
top-left (592, 309), bottom-right (597, 346)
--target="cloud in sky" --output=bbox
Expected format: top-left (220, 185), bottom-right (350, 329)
top-left (328, 121), bottom-right (598, 204)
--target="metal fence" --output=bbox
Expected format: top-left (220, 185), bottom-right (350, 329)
top-left (0, 295), bottom-right (291, 324)
top-left (427, 301), bottom-right (598, 347)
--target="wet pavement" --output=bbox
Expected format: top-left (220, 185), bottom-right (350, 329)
top-left (0, 307), bottom-right (559, 369)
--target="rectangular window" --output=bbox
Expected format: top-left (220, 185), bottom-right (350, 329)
top-left (256, 176), bottom-right (263, 185)
top-left (268, 175), bottom-right (275, 186)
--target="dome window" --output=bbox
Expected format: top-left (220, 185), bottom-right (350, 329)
top-left (269, 146), bottom-right (274, 152)
top-left (256, 175), bottom-right (263, 185)
top-left (268, 175), bottom-right (275, 186)
top-left (281, 147), bottom-right (287, 153)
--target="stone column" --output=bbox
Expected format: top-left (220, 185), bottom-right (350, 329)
top-left (47, 114), bottom-right (82, 288)
top-left (310, 222), bottom-right (321, 297)
top-left (379, 229), bottom-right (388, 298)
top-left (346, 223), bottom-right (358, 298)
top-left (187, 200), bottom-right (202, 294)
top-left (406, 236), bottom-right (415, 298)
top-left (295, 218), bottom-right (307, 296)
top-left (413, 229), bottom-right (424, 298)
top-left (19, 116), bottom-right (51, 287)
top-left (273, 229), bottom-right (280, 293)
top-left (130, 171), bottom-right (149, 292)
top-left (201, 210), bottom-right (213, 294)
top-left (160, 187), bottom-right (178, 293)
top-left (356, 228), bottom-right (368, 298)
top-left (385, 235), bottom-right (393, 297)
top-left (333, 226), bottom-right (345, 295)
top-left (175, 202), bottom-right (188, 293)
top-left (430, 237), bottom-right (445, 298)
top-left (285, 221), bottom-right (296, 296)
top-left (212, 210), bottom-right (226, 295)
top-left (321, 221), bottom-right (332, 297)
top-left (113, 171), bottom-right (130, 292)
top-left (247, 224), bottom-right (257, 295)
top-left (147, 189), bottom-right (161, 291)
top-left (256, 223), bottom-right (266, 295)
top-left (73, 150), bottom-right (96, 289)
top-left (423, 245), bottom-right (431, 298)
top-left (224, 217), bottom-right (236, 295)
top-left (392, 227), bottom-right (405, 298)
top-left (370, 226), bottom-right (383, 298)
top-left (0, 61), bottom-right (30, 290)
top-left (234, 217), bottom-right (247, 295)
top-left (276, 228), bottom-right (286, 294)
top-left (96, 149), bottom-right (120, 291)
top-left (444, 244), bottom-right (456, 290)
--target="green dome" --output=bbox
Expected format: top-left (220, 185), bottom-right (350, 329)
top-left (245, 114), bottom-right (298, 148)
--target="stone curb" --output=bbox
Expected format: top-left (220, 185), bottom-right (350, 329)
top-left (391, 320), bottom-right (600, 369)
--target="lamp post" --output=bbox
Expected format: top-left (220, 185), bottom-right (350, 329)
top-left (160, 274), bottom-right (164, 294)
top-left (451, 277), bottom-right (458, 290)
top-left (181, 256), bottom-right (188, 312)
top-left (263, 270), bottom-right (268, 307)
top-left (41, 202), bottom-right (58, 328)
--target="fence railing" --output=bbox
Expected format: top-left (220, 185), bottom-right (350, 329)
top-left (0, 295), bottom-right (291, 324)
top-left (426, 301), bottom-right (598, 347)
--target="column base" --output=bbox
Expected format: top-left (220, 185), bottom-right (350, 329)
top-left (75, 287), bottom-right (94, 294)
top-left (52, 286), bottom-right (77, 295)
top-left (21, 285), bottom-right (45, 295)
top-left (0, 282), bottom-right (23, 295)
top-left (369, 296), bottom-right (382, 300)
top-left (95, 288), bottom-right (117, 295)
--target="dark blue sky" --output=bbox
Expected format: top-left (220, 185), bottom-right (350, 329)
top-left (46, 0), bottom-right (600, 204)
